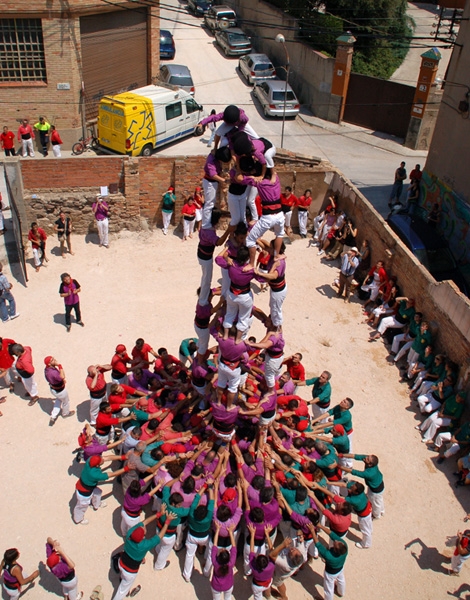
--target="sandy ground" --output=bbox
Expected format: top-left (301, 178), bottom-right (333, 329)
top-left (0, 224), bottom-right (469, 600)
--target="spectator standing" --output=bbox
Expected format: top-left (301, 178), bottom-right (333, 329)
top-left (59, 273), bottom-right (84, 332)
top-left (44, 356), bottom-right (76, 426)
top-left (1, 548), bottom-right (39, 599)
top-left (0, 263), bottom-right (19, 322)
top-left (1, 126), bottom-right (16, 156)
top-left (28, 222), bottom-right (48, 272)
top-left (337, 248), bottom-right (360, 302)
top-left (33, 116), bottom-right (51, 156)
top-left (92, 195), bottom-right (109, 248)
top-left (388, 161), bottom-right (407, 206)
top-left (54, 211), bottom-right (73, 258)
top-left (45, 538), bottom-right (83, 600)
top-left (17, 119), bottom-right (35, 157)
top-left (207, 109), bottom-right (217, 146)
top-left (50, 125), bottom-right (63, 158)
top-left (296, 189), bottom-right (312, 238)
top-left (161, 186), bottom-right (176, 235)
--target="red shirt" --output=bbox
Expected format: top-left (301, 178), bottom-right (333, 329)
top-left (280, 193), bottom-right (298, 209)
top-left (96, 411), bottom-right (119, 430)
top-left (182, 203), bottom-right (196, 217)
top-left (1, 131), bottom-right (15, 150)
top-left (323, 495), bottom-right (351, 535)
top-left (0, 338), bottom-right (15, 369)
top-left (296, 195), bottom-right (312, 209)
top-left (86, 369), bottom-right (107, 394)
top-left (28, 228), bottom-right (47, 249)
top-left (132, 343), bottom-right (153, 364)
top-left (50, 130), bottom-right (63, 144)
top-left (284, 359), bottom-right (305, 382)
top-left (16, 346), bottom-right (35, 375)
top-left (109, 384), bottom-right (137, 410)
top-left (111, 353), bottom-right (130, 375)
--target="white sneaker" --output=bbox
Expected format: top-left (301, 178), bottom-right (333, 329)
top-left (317, 249), bottom-right (325, 256)
top-left (10, 313), bottom-right (20, 320)
top-left (99, 501), bottom-right (107, 509)
top-left (78, 519), bottom-right (89, 526)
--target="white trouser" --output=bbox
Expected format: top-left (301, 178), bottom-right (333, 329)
top-left (111, 374), bottom-right (128, 385)
top-left (417, 392), bottom-right (441, 414)
top-left (410, 370), bottom-right (427, 391)
top-left (227, 192), bottom-right (247, 226)
top-left (324, 568), bottom-right (345, 600)
top-left (358, 513), bottom-right (373, 547)
top-left (221, 269), bottom-right (230, 298)
top-left (252, 581), bottom-right (272, 600)
top-left (217, 362), bottom-right (241, 394)
top-left (367, 490), bottom-right (384, 519)
top-left (391, 332), bottom-right (408, 355)
top-left (347, 431), bottom-right (354, 453)
top-left (61, 575), bottom-right (79, 600)
top-left (311, 404), bottom-right (328, 420)
top-left (244, 540), bottom-right (265, 575)
top-left (97, 218), bottom-right (109, 246)
top-left (224, 291), bottom-right (253, 333)
top-left (265, 354), bottom-right (283, 389)
top-left (298, 210), bottom-right (308, 235)
top-left (264, 145), bottom-right (276, 168)
top-left (51, 387), bottom-right (71, 419)
top-left (211, 586), bottom-right (233, 600)
top-left (32, 247), bottom-right (42, 267)
top-left (377, 316), bottom-right (404, 336)
top-left (52, 144), bottom-right (61, 158)
top-left (202, 180), bottom-right (218, 229)
top-left (112, 564), bottom-right (138, 600)
top-left (451, 552), bottom-right (470, 574)
top-left (246, 213), bottom-right (285, 248)
top-left (154, 534), bottom-right (176, 570)
top-left (183, 218), bottom-right (195, 238)
top-left (90, 394), bottom-right (106, 425)
top-left (21, 138), bottom-right (35, 157)
top-left (284, 210), bottom-right (293, 228)
top-left (434, 432), bottom-right (462, 457)
top-left (246, 186), bottom-right (258, 221)
top-left (407, 348), bottom-right (420, 366)
top-left (3, 584), bottom-right (20, 599)
top-left (21, 374), bottom-right (38, 397)
top-left (198, 257), bottom-right (214, 306)
top-left (183, 532), bottom-right (209, 580)
top-left (194, 325), bottom-right (210, 355)
top-left (269, 287), bottom-right (287, 327)
top-left (420, 412), bottom-right (452, 442)
top-left (120, 508), bottom-right (142, 536)
top-left (73, 488), bottom-right (102, 523)
top-left (313, 215), bottom-right (324, 237)
top-left (338, 456), bottom-right (353, 469)
top-left (162, 211), bottom-right (173, 232)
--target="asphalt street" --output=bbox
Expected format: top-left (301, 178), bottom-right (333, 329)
top-left (158, 0), bottom-right (428, 216)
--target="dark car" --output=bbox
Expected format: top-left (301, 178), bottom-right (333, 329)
top-left (386, 213), bottom-right (468, 295)
top-left (188, 0), bottom-right (212, 16)
top-left (160, 30), bottom-right (175, 60)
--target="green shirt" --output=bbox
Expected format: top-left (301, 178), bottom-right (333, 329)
top-left (162, 192), bottom-right (176, 213)
top-left (328, 406), bottom-right (352, 433)
top-left (161, 487), bottom-right (190, 532)
top-left (316, 531), bottom-right (348, 573)
top-left (346, 481), bottom-right (368, 514)
top-left (280, 488), bottom-right (310, 516)
top-left (142, 441), bottom-right (164, 467)
top-left (442, 395), bottom-right (465, 421)
top-left (397, 300), bottom-right (415, 324)
top-left (34, 120), bottom-right (51, 131)
top-left (179, 338), bottom-right (198, 358)
top-left (351, 455), bottom-right (384, 491)
top-left (330, 433), bottom-right (350, 454)
top-left (411, 328), bottom-right (432, 358)
top-left (123, 524), bottom-right (161, 563)
top-left (305, 377), bottom-right (331, 407)
top-left (80, 461), bottom-right (110, 487)
top-left (456, 422), bottom-right (470, 444)
top-left (188, 496), bottom-right (215, 534)
top-left (315, 444), bottom-right (338, 477)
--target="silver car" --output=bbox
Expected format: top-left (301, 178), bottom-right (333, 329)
top-left (159, 64), bottom-right (195, 95)
top-left (204, 5), bottom-right (237, 32)
top-left (238, 53), bottom-right (276, 85)
top-left (214, 27), bottom-right (252, 57)
top-left (252, 79), bottom-right (300, 117)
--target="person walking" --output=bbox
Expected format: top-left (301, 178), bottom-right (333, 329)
top-left (337, 248), bottom-right (360, 302)
top-left (54, 211), bottom-right (73, 258)
top-left (17, 119), bottom-right (35, 157)
top-left (28, 222), bottom-right (48, 272)
top-left (1, 126), bottom-right (16, 157)
top-left (59, 273), bottom-right (84, 332)
top-left (1, 548), bottom-right (39, 599)
top-left (50, 125), bottom-right (63, 157)
top-left (45, 538), bottom-right (83, 600)
top-left (389, 161), bottom-right (407, 206)
top-left (44, 356), bottom-right (75, 426)
top-left (161, 186), bottom-right (176, 235)
top-left (92, 195), bottom-right (109, 248)
top-left (0, 263), bottom-right (19, 322)
top-left (8, 343), bottom-right (39, 406)
top-left (33, 116), bottom-right (51, 156)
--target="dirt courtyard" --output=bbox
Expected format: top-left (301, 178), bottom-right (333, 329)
top-left (0, 224), bottom-right (468, 600)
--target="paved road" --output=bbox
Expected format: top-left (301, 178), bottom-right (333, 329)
top-left (158, 0), bottom-right (427, 216)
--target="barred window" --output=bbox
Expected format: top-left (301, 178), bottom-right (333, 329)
top-left (0, 19), bottom-right (47, 82)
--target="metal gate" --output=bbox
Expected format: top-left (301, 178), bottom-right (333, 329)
top-left (2, 164), bottom-right (28, 283)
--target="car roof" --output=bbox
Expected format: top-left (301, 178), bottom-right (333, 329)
top-left (244, 53), bottom-right (272, 62)
top-left (259, 79), bottom-right (294, 92)
top-left (387, 214), bottom-right (448, 251)
top-left (224, 27), bottom-right (246, 35)
top-left (162, 64), bottom-right (192, 76)
top-left (160, 30), bottom-right (173, 38)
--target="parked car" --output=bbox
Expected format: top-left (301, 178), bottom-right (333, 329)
top-left (214, 27), bottom-right (252, 57)
top-left (238, 53), bottom-right (276, 85)
top-left (159, 64), bottom-right (195, 95)
top-left (204, 5), bottom-right (237, 31)
top-left (386, 213), bottom-right (468, 296)
top-left (188, 0), bottom-right (212, 16)
top-left (252, 79), bottom-right (300, 117)
top-left (160, 30), bottom-right (175, 60)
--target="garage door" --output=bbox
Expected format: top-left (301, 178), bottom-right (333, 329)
top-left (80, 10), bottom-right (148, 120)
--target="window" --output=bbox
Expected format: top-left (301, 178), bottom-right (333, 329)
top-left (0, 19), bottom-right (46, 82)
top-left (186, 98), bottom-right (200, 114)
top-left (166, 102), bottom-right (182, 120)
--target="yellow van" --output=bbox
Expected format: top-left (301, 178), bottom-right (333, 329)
top-left (97, 84), bottom-right (204, 156)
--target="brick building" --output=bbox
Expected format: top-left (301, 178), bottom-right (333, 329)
top-left (0, 0), bottom-right (160, 149)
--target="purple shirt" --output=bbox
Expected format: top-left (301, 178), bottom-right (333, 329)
top-left (83, 439), bottom-right (108, 460)
top-left (44, 366), bottom-right (64, 388)
top-left (250, 552), bottom-right (275, 583)
top-left (215, 256), bottom-right (255, 288)
top-left (171, 481), bottom-right (197, 508)
top-left (46, 544), bottom-right (74, 581)
top-left (251, 138), bottom-right (267, 165)
top-left (211, 546), bottom-right (237, 592)
top-left (240, 174), bottom-right (281, 204)
top-left (267, 332), bottom-right (285, 356)
top-left (201, 108), bottom-right (249, 129)
top-left (128, 369), bottom-right (154, 391)
top-left (204, 153), bottom-right (222, 179)
top-left (250, 497), bottom-right (281, 528)
top-left (123, 480), bottom-right (151, 513)
top-left (211, 330), bottom-right (249, 363)
top-left (59, 279), bottom-right (80, 305)
top-left (213, 506), bottom-right (242, 536)
top-left (242, 459), bottom-right (264, 483)
top-left (211, 402), bottom-right (240, 427)
top-left (93, 201), bottom-right (109, 221)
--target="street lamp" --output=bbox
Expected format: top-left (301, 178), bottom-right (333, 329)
top-left (275, 33), bottom-right (289, 149)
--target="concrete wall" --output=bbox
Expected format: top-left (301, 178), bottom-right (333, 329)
top-left (228, 0), bottom-right (336, 121)
top-left (426, 0), bottom-right (470, 205)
